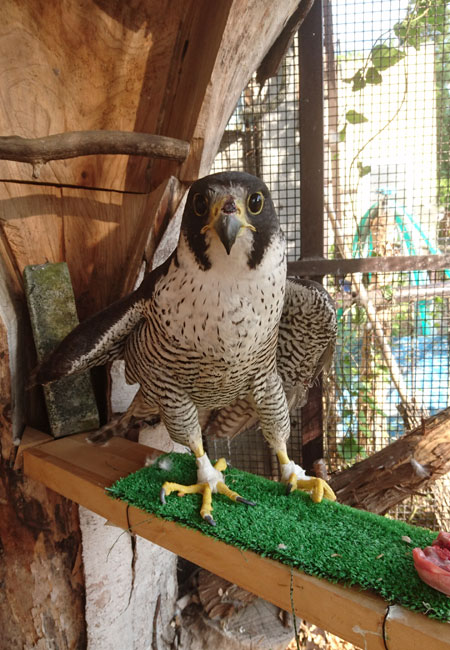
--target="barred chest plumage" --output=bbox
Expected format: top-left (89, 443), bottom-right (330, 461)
top-left (124, 231), bottom-right (287, 408)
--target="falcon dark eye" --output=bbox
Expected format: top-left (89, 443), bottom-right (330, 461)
top-left (247, 192), bottom-right (264, 215)
top-left (193, 193), bottom-right (208, 217)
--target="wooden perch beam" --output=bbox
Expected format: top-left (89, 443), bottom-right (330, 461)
top-left (287, 253), bottom-right (450, 276)
top-left (22, 430), bottom-right (450, 650)
top-left (330, 406), bottom-right (450, 513)
top-left (0, 131), bottom-right (190, 168)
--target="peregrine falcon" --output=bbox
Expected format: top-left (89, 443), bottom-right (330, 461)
top-left (36, 171), bottom-right (336, 525)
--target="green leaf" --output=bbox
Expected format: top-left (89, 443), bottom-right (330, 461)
top-left (365, 66), bottom-right (382, 85)
top-left (371, 44), bottom-right (405, 71)
top-left (351, 69), bottom-right (366, 91)
top-left (346, 109), bottom-right (368, 125)
top-left (336, 437), bottom-right (365, 461)
top-left (393, 21), bottom-right (421, 49)
top-left (357, 161), bottom-right (372, 177)
top-left (339, 124), bottom-right (347, 142)
top-left (344, 69), bottom-right (366, 91)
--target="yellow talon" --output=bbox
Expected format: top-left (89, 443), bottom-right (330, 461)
top-left (287, 472), bottom-right (297, 493)
top-left (296, 477), bottom-right (336, 503)
top-left (162, 481), bottom-right (204, 497)
top-left (199, 484), bottom-right (213, 520)
top-left (160, 456), bottom-right (256, 525)
top-left (214, 457), bottom-right (227, 472)
top-left (276, 448), bottom-right (336, 503)
top-left (217, 481), bottom-right (239, 501)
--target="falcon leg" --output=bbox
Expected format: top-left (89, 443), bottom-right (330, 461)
top-left (160, 445), bottom-right (255, 526)
top-left (276, 447), bottom-right (336, 503)
top-left (253, 373), bottom-right (335, 504)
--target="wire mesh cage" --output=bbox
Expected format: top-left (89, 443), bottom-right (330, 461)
top-left (207, 0), bottom-right (450, 528)
top-left (323, 0), bottom-right (450, 529)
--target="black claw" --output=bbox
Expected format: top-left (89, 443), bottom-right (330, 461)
top-left (236, 496), bottom-right (256, 507)
top-left (203, 514), bottom-right (217, 527)
top-left (286, 483), bottom-right (293, 495)
top-left (160, 488), bottom-right (167, 505)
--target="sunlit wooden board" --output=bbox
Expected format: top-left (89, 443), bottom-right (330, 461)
top-left (23, 431), bottom-right (450, 650)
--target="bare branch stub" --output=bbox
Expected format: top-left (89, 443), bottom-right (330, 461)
top-left (0, 130), bottom-right (190, 166)
top-left (329, 406), bottom-right (450, 513)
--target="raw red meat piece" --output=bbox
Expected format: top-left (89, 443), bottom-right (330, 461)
top-left (413, 532), bottom-right (450, 596)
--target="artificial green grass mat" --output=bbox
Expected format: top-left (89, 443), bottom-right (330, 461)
top-left (108, 452), bottom-right (450, 622)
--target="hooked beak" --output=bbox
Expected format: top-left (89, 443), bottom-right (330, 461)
top-left (201, 195), bottom-right (255, 255)
top-left (214, 211), bottom-right (242, 254)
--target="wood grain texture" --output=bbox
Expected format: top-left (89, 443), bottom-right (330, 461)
top-left (0, 0), bottom-right (301, 315)
top-left (152, 0), bottom-right (301, 184)
top-left (0, 466), bottom-right (87, 650)
top-left (330, 406), bottom-right (450, 513)
top-left (0, 306), bottom-right (86, 649)
top-left (0, 181), bottom-right (181, 319)
top-left (23, 432), bottom-right (450, 650)
top-left (0, 0), bottom-right (301, 319)
top-left (0, 0), bottom-right (193, 191)
top-left (0, 1), bottom-right (299, 192)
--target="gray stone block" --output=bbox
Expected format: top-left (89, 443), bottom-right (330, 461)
top-left (24, 262), bottom-right (100, 437)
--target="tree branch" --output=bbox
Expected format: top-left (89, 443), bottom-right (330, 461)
top-left (0, 131), bottom-right (190, 169)
top-left (329, 406), bottom-right (450, 513)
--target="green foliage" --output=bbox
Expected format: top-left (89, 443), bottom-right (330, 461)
top-left (344, 68), bottom-right (366, 90)
top-left (345, 109), bottom-right (368, 124)
top-left (365, 66), bottom-right (383, 85)
top-left (392, 1), bottom-right (450, 205)
top-left (371, 44), bottom-right (406, 70)
top-left (438, 177), bottom-right (450, 207)
top-left (336, 437), bottom-right (366, 460)
top-left (394, 0), bottom-right (447, 47)
top-left (357, 161), bottom-right (372, 177)
top-left (333, 1), bottom-right (450, 461)
top-left (339, 124), bottom-right (347, 142)
top-left (341, 0), bottom-right (450, 198)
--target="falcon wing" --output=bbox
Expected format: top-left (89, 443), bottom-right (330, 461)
top-left (277, 277), bottom-right (337, 404)
top-left (36, 255), bottom-right (173, 385)
top-left (205, 276), bottom-right (337, 439)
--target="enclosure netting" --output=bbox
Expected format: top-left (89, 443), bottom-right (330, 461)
top-left (208, 0), bottom-right (450, 529)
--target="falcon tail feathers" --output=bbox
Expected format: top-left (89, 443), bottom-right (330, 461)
top-left (204, 397), bottom-right (259, 440)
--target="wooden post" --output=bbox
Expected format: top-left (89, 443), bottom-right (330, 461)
top-left (0, 308), bottom-right (86, 648)
top-left (298, 0), bottom-right (325, 472)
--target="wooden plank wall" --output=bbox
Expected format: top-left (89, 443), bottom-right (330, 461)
top-left (0, 0), bottom-right (300, 313)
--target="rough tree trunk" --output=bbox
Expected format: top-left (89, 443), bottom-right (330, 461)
top-left (0, 308), bottom-right (87, 649)
top-left (329, 406), bottom-right (450, 513)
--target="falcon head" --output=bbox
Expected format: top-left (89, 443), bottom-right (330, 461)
top-left (181, 171), bottom-right (282, 270)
